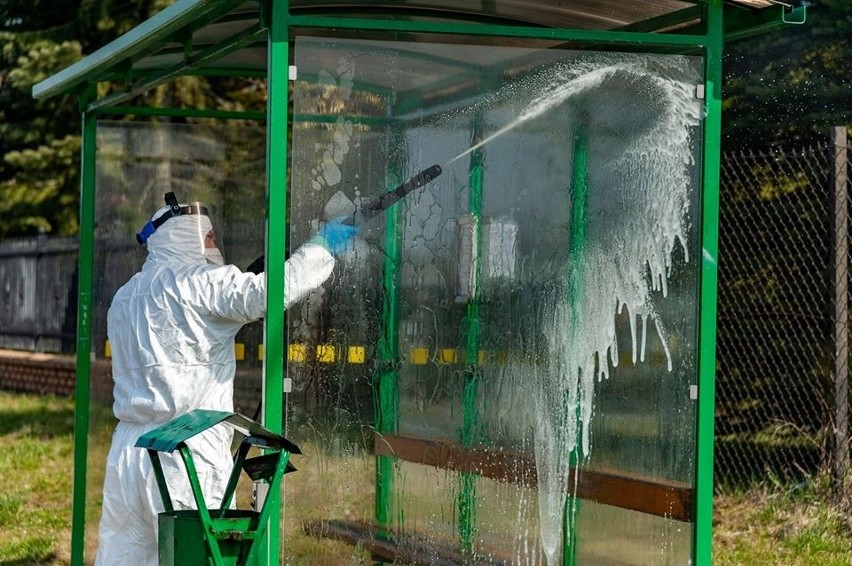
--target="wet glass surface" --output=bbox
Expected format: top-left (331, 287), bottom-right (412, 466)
top-left (287, 35), bottom-right (702, 564)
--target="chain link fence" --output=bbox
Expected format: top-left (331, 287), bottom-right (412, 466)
top-left (716, 130), bottom-right (851, 493)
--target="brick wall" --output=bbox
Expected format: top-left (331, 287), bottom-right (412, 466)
top-left (0, 349), bottom-right (76, 396)
top-left (0, 349), bottom-right (263, 417)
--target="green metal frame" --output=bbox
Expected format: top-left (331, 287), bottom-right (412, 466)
top-left (695, 3), bottom-right (724, 565)
top-left (375, 126), bottom-right (404, 536)
top-left (94, 105), bottom-right (266, 121)
top-left (459, 110), bottom-right (486, 553)
top-left (260, 1), bottom-right (290, 562)
top-left (136, 410), bottom-right (298, 566)
top-left (287, 15), bottom-right (724, 565)
top-left (69, 104), bottom-right (97, 566)
top-left (32, 0), bottom-right (250, 101)
top-left (288, 15), bottom-right (706, 47)
top-left (86, 23), bottom-right (268, 112)
top-left (39, 1), bottom-right (809, 564)
top-left (564, 124), bottom-right (590, 566)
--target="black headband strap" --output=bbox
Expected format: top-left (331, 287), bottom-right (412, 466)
top-left (151, 203), bottom-right (210, 230)
top-left (164, 191), bottom-right (181, 215)
top-left (135, 192), bottom-right (210, 245)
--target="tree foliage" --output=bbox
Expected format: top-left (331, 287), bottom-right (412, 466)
top-left (723, 0), bottom-right (852, 149)
top-left (0, 0), bottom-right (176, 238)
top-left (0, 34), bottom-right (82, 235)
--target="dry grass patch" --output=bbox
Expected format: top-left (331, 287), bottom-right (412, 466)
top-left (714, 478), bottom-right (852, 566)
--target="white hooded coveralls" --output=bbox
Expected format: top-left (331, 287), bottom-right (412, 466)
top-left (95, 208), bottom-right (334, 566)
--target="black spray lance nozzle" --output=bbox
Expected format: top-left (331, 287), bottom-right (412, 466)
top-left (244, 164), bottom-right (443, 274)
top-left (344, 164), bottom-right (443, 226)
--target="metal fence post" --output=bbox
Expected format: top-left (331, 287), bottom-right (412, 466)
top-left (832, 125), bottom-right (850, 490)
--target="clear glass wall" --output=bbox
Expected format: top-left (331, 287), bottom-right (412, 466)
top-left (287, 35), bottom-right (703, 564)
top-left (88, 120), bottom-right (266, 562)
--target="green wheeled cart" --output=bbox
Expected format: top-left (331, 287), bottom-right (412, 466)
top-left (135, 409), bottom-right (301, 566)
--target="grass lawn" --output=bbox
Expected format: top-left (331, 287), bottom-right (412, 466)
top-left (0, 392), bottom-right (75, 565)
top-left (0, 390), bottom-right (850, 565)
top-left (714, 481), bottom-right (852, 566)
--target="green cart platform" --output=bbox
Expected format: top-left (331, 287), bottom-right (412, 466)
top-left (136, 409), bottom-right (300, 566)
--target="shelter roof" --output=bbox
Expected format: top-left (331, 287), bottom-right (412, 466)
top-left (32, 0), bottom-right (796, 102)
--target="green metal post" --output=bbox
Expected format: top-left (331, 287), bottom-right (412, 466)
top-left (459, 117), bottom-right (485, 553)
top-left (286, 15), bottom-right (703, 48)
top-left (563, 127), bottom-right (589, 566)
top-left (244, 450), bottom-right (294, 565)
top-left (70, 107), bottom-right (97, 566)
top-left (148, 451), bottom-right (175, 513)
top-left (95, 105), bottom-right (266, 121)
top-left (375, 130), bottom-right (403, 534)
top-left (695, 2), bottom-right (723, 565)
top-left (261, 0), bottom-right (290, 561)
top-left (178, 446), bottom-right (227, 566)
top-left (219, 442), bottom-right (254, 513)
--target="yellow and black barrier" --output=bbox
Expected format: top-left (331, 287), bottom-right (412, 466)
top-left (104, 341), bottom-right (668, 367)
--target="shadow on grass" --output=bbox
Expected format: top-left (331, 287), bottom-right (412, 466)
top-left (0, 538), bottom-right (57, 566)
top-left (715, 436), bottom-right (823, 492)
top-left (0, 556), bottom-right (57, 566)
top-left (0, 404), bottom-right (75, 440)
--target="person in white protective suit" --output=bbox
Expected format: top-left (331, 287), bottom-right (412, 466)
top-left (95, 192), bottom-right (357, 566)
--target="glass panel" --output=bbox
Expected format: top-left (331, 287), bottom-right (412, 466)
top-left (88, 120), bottom-right (266, 562)
top-left (576, 501), bottom-right (692, 564)
top-left (284, 46), bottom-right (386, 562)
top-left (290, 35), bottom-right (702, 564)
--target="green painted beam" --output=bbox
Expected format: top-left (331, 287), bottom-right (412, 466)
top-left (261, 0), bottom-right (289, 562)
top-left (695, 2), bottom-right (723, 565)
top-left (32, 0), bottom-right (248, 100)
top-left (294, 112), bottom-right (391, 127)
top-left (459, 113), bottom-right (485, 553)
top-left (564, 126), bottom-right (589, 566)
top-left (95, 105), bottom-right (266, 120)
top-left (86, 23), bottom-right (267, 112)
top-left (124, 37), bottom-right (265, 62)
top-left (288, 15), bottom-right (706, 47)
top-left (288, 4), bottom-right (581, 29)
top-left (97, 106), bottom-right (393, 127)
top-left (101, 67), bottom-right (269, 81)
top-left (375, 127), bottom-right (404, 535)
top-left (70, 104), bottom-right (97, 566)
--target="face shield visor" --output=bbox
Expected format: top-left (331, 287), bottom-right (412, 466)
top-left (136, 192), bottom-right (225, 265)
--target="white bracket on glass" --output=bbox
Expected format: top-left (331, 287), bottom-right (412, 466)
top-left (289, 65), bottom-right (298, 81)
top-left (694, 84), bottom-right (705, 100)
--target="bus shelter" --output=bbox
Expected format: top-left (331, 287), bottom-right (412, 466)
top-left (33, 1), bottom-right (805, 564)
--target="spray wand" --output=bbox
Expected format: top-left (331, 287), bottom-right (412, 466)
top-left (342, 164), bottom-right (443, 226)
top-left (244, 163), bottom-right (443, 273)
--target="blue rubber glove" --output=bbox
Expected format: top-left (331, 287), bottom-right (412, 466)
top-left (311, 215), bottom-right (358, 255)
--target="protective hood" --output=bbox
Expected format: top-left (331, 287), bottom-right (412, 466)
top-left (144, 204), bottom-right (214, 267)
